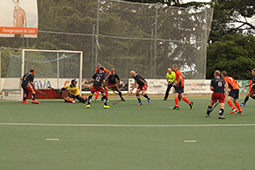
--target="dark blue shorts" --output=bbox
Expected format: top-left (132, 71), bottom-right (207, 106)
top-left (228, 89), bottom-right (239, 99)
top-left (174, 86), bottom-right (184, 94)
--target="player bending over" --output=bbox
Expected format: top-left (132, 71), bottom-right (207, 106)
top-left (95, 63), bottom-right (110, 101)
top-left (108, 68), bottom-right (125, 101)
top-left (20, 68), bottom-right (39, 104)
top-left (61, 79), bottom-right (87, 104)
top-left (130, 70), bottom-right (151, 106)
top-left (86, 67), bottom-right (110, 109)
top-left (221, 71), bottom-right (243, 115)
top-left (241, 68), bottom-right (255, 106)
top-left (171, 64), bottom-right (193, 110)
top-left (206, 70), bottom-right (228, 119)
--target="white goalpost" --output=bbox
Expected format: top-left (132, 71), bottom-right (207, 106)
top-left (1, 49), bottom-right (83, 101)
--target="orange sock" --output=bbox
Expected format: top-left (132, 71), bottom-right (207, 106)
top-left (182, 97), bottom-right (191, 105)
top-left (227, 100), bottom-right (235, 110)
top-left (175, 97), bottom-right (179, 107)
top-left (105, 90), bottom-right (108, 99)
top-left (235, 102), bottom-right (242, 112)
top-left (95, 91), bottom-right (99, 99)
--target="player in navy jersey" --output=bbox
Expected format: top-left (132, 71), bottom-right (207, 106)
top-left (130, 70), bottom-right (151, 106)
top-left (86, 66), bottom-right (110, 109)
top-left (241, 68), bottom-right (255, 106)
top-left (20, 68), bottom-right (39, 104)
top-left (206, 70), bottom-right (228, 119)
top-left (108, 68), bottom-right (125, 101)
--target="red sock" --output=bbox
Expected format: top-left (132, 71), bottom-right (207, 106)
top-left (95, 91), bottom-right (99, 99)
top-left (175, 97), bottom-right (179, 107)
top-left (227, 100), bottom-right (235, 110)
top-left (235, 102), bottom-right (242, 112)
top-left (182, 97), bottom-right (191, 105)
top-left (105, 90), bottom-right (108, 99)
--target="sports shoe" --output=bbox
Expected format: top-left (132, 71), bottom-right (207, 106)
top-left (237, 112), bottom-right (244, 115)
top-left (230, 109), bottom-right (237, 114)
top-left (86, 104), bottom-right (90, 108)
top-left (148, 98), bottom-right (151, 104)
top-left (240, 103), bottom-right (245, 107)
top-left (104, 105), bottom-right (110, 109)
top-left (218, 115), bottom-right (225, 119)
top-left (163, 98), bottom-right (167, 101)
top-left (205, 113), bottom-right (210, 117)
top-left (171, 106), bottom-right (179, 110)
top-left (22, 100), bottom-right (28, 103)
top-left (137, 102), bottom-right (142, 106)
top-left (32, 100), bottom-right (39, 104)
top-left (189, 102), bottom-right (194, 110)
top-left (121, 98), bottom-right (125, 101)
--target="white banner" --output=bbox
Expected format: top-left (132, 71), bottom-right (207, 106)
top-left (129, 79), bottom-right (212, 94)
top-left (1, 78), bottom-right (80, 90)
top-left (0, 0), bottom-right (38, 38)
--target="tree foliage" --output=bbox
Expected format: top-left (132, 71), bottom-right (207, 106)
top-left (207, 33), bottom-right (255, 79)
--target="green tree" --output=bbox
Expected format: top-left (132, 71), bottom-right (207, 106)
top-left (210, 0), bottom-right (255, 42)
top-left (207, 33), bottom-right (255, 79)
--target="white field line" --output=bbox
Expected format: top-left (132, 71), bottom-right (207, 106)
top-left (46, 138), bottom-right (60, 141)
top-left (1, 123), bottom-right (255, 127)
top-left (184, 140), bottom-right (197, 143)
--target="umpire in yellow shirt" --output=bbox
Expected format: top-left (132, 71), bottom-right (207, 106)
top-left (163, 68), bottom-right (176, 100)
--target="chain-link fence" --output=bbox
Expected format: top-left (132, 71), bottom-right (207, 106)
top-left (0, 0), bottom-right (213, 79)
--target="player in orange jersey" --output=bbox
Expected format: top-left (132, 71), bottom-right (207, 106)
top-left (241, 68), bottom-right (255, 107)
top-left (95, 63), bottom-right (110, 101)
top-left (171, 64), bottom-right (193, 110)
top-left (221, 71), bottom-right (243, 115)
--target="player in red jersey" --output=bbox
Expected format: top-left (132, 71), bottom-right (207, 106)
top-left (221, 71), bottom-right (243, 115)
top-left (95, 63), bottom-right (110, 101)
top-left (171, 64), bottom-right (193, 110)
top-left (206, 70), bottom-right (228, 119)
top-left (241, 68), bottom-right (255, 106)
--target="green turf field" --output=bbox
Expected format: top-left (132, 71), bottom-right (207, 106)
top-left (0, 97), bottom-right (255, 170)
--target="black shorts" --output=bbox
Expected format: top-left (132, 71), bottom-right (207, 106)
top-left (174, 86), bottom-right (184, 94)
top-left (228, 89), bottom-right (239, 99)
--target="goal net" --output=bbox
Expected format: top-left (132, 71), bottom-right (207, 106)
top-left (1, 49), bottom-right (83, 101)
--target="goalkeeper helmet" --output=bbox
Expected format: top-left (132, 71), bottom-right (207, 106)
top-left (71, 79), bottom-right (77, 86)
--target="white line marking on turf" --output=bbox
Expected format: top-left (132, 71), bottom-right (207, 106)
top-left (46, 138), bottom-right (60, 141)
top-left (184, 140), bottom-right (197, 143)
top-left (1, 123), bottom-right (255, 127)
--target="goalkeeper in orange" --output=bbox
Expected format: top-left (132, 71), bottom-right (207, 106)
top-left (61, 79), bottom-right (87, 104)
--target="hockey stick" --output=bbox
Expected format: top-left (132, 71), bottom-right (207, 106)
top-left (36, 89), bottom-right (46, 95)
top-left (108, 87), bottom-right (118, 94)
top-left (48, 86), bottom-right (62, 93)
top-left (211, 102), bottom-right (219, 112)
top-left (112, 93), bottom-right (130, 105)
